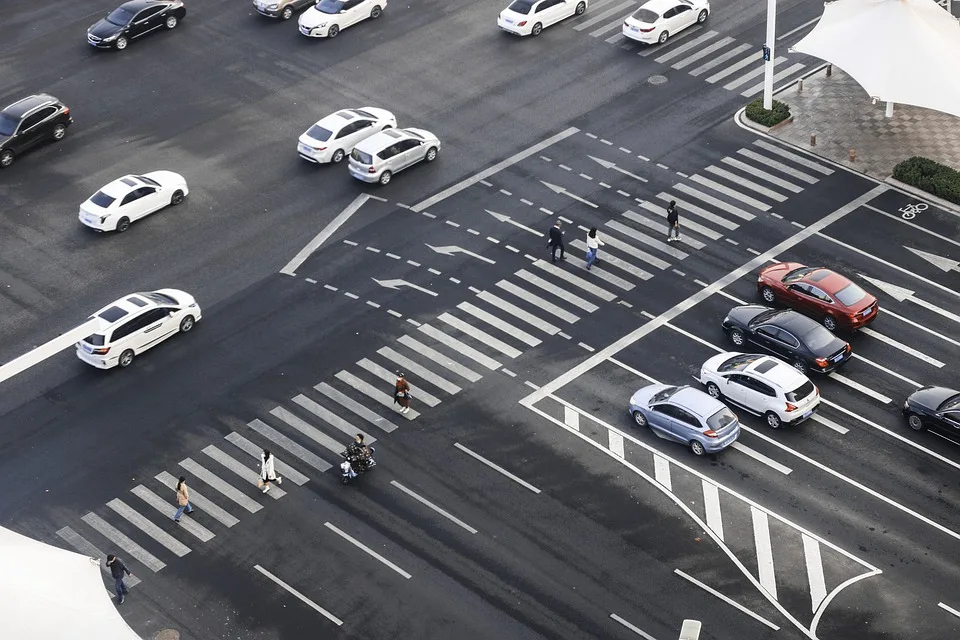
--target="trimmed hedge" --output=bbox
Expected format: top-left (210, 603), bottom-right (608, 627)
top-left (892, 156), bottom-right (960, 205)
top-left (745, 99), bottom-right (791, 127)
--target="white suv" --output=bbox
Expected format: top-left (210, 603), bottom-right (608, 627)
top-left (348, 127), bottom-right (440, 185)
top-left (76, 289), bottom-right (201, 369)
top-left (698, 352), bottom-right (819, 428)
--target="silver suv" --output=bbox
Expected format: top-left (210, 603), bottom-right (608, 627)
top-left (348, 127), bottom-right (440, 185)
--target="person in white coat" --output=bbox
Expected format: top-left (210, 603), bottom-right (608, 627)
top-left (260, 449), bottom-right (283, 493)
top-left (585, 227), bottom-right (604, 270)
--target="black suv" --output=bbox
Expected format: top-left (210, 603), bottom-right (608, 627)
top-left (0, 94), bottom-right (73, 168)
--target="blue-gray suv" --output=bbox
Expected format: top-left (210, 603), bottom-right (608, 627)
top-left (628, 384), bottom-right (741, 456)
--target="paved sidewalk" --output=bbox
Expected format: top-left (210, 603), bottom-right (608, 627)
top-left (768, 66), bottom-right (960, 179)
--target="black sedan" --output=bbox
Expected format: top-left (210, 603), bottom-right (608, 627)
top-left (88, 0), bottom-right (185, 50)
top-left (903, 386), bottom-right (960, 439)
top-left (721, 305), bottom-right (851, 375)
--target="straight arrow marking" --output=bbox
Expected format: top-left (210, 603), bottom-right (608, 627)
top-left (540, 181), bottom-right (599, 208)
top-left (904, 246), bottom-right (959, 273)
top-left (860, 274), bottom-right (960, 325)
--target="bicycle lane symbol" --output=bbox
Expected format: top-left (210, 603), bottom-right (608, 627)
top-left (900, 202), bottom-right (928, 220)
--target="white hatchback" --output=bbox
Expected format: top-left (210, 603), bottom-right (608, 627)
top-left (498, 0), bottom-right (587, 36)
top-left (299, 0), bottom-right (384, 38)
top-left (348, 127), bottom-right (440, 185)
top-left (622, 0), bottom-right (709, 45)
top-left (698, 352), bottom-right (819, 429)
top-left (76, 289), bottom-right (201, 369)
top-left (298, 107), bottom-right (396, 164)
top-left (78, 172), bottom-right (188, 233)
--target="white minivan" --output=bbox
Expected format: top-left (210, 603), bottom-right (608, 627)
top-left (348, 127), bottom-right (440, 185)
top-left (76, 289), bottom-right (201, 369)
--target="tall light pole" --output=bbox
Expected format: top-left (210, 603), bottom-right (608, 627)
top-left (762, 0), bottom-right (777, 109)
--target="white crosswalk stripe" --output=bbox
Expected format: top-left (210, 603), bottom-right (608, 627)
top-left (457, 300), bottom-right (542, 346)
top-left (569, 239), bottom-right (640, 289)
top-left (705, 166), bottom-right (788, 202)
top-left (705, 52), bottom-right (762, 83)
top-left (533, 259), bottom-right (619, 300)
top-left (753, 140), bottom-right (833, 174)
top-left (377, 346), bottom-right (464, 393)
top-left (637, 24), bottom-right (702, 56)
top-left (81, 512), bottom-right (167, 571)
top-left (674, 183), bottom-right (757, 221)
top-left (689, 42), bottom-right (752, 76)
top-left (476, 290), bottom-right (562, 334)
top-left (623, 208), bottom-right (708, 247)
top-left (575, 0), bottom-right (635, 31)
top-left (690, 174), bottom-right (772, 211)
top-left (225, 432), bottom-right (311, 485)
top-left (335, 370), bottom-right (422, 418)
top-left (245, 418), bottom-right (334, 471)
top-left (270, 405), bottom-right (350, 455)
top-left (106, 498), bottom-right (192, 556)
top-left (742, 62), bottom-right (806, 97)
top-left (292, 393), bottom-right (377, 441)
top-left (418, 324), bottom-right (503, 370)
top-left (606, 219), bottom-right (688, 259)
top-left (395, 336), bottom-right (484, 381)
top-left (671, 35), bottom-right (734, 69)
top-left (315, 382), bottom-right (401, 432)
top-left (590, 15), bottom-right (628, 37)
top-left (515, 269), bottom-right (600, 312)
top-left (637, 201), bottom-right (722, 240)
top-left (496, 279), bottom-right (582, 323)
top-left (438, 312), bottom-right (523, 358)
top-left (57, 526), bottom-right (143, 586)
top-left (572, 233), bottom-right (656, 280)
top-left (720, 157), bottom-right (804, 193)
top-left (655, 192), bottom-right (739, 231)
top-left (357, 357), bottom-right (443, 406)
top-left (653, 30), bottom-right (719, 63)
top-left (156, 471), bottom-right (241, 527)
top-left (131, 485), bottom-right (215, 542)
top-left (203, 445), bottom-right (286, 499)
top-left (180, 457), bottom-right (264, 514)
top-left (737, 148), bottom-right (819, 183)
top-left (722, 56), bottom-right (785, 90)
top-left (595, 225), bottom-right (673, 269)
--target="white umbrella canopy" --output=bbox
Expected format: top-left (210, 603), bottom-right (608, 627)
top-left (0, 527), bottom-right (142, 640)
top-left (792, 0), bottom-right (960, 117)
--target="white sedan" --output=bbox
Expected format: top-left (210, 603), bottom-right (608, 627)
top-left (498, 0), bottom-right (587, 36)
top-left (298, 107), bottom-right (396, 164)
top-left (79, 172), bottom-right (188, 233)
top-left (299, 0), bottom-right (384, 38)
top-left (622, 0), bottom-right (708, 45)
top-left (698, 352), bottom-right (820, 429)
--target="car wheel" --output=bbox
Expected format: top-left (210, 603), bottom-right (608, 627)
top-left (765, 412), bottom-right (782, 429)
top-left (118, 349), bottom-right (135, 368)
top-left (281, 5), bottom-right (294, 19)
top-left (52, 124), bottom-right (67, 141)
top-left (823, 315), bottom-right (838, 332)
top-left (378, 170), bottom-right (392, 185)
top-left (697, 9), bottom-right (708, 23)
top-left (170, 190), bottom-right (185, 205)
top-left (531, 22), bottom-right (543, 36)
top-left (632, 410), bottom-right (647, 428)
top-left (729, 328), bottom-right (745, 346)
top-left (0, 150), bottom-right (14, 168)
top-left (658, 30), bottom-right (669, 44)
top-left (575, 1), bottom-right (586, 14)
top-left (706, 382), bottom-right (721, 399)
top-left (690, 440), bottom-right (706, 456)
top-left (179, 315), bottom-right (195, 332)
top-left (332, 149), bottom-right (345, 163)
top-left (116, 217), bottom-right (131, 233)
top-left (425, 146), bottom-right (438, 162)
top-left (792, 358), bottom-right (808, 374)
top-left (760, 286), bottom-right (776, 304)
top-left (115, 36), bottom-right (128, 50)
top-left (165, 15), bottom-right (178, 29)
top-left (906, 413), bottom-right (925, 431)
top-left (328, 24), bottom-right (339, 37)
top-left (370, 5), bottom-right (382, 18)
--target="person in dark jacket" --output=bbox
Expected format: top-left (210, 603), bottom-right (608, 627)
top-left (548, 221), bottom-right (566, 262)
top-left (666, 200), bottom-right (681, 242)
top-left (106, 554), bottom-right (132, 604)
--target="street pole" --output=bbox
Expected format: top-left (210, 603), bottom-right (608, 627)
top-left (762, 0), bottom-right (777, 109)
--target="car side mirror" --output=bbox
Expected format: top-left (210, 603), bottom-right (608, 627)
top-left (340, 9), bottom-right (346, 12)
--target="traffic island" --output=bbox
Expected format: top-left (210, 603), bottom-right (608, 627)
top-left (742, 98), bottom-right (793, 132)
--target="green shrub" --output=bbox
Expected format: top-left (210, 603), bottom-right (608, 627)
top-left (745, 99), bottom-right (791, 127)
top-left (893, 156), bottom-right (960, 205)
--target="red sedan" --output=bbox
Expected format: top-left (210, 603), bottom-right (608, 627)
top-left (757, 262), bottom-right (878, 332)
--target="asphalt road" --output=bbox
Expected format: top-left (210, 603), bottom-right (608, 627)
top-left (3, 0), bottom-right (960, 639)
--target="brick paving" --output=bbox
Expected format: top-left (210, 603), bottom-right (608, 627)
top-left (767, 66), bottom-right (960, 179)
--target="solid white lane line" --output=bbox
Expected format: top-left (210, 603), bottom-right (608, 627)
top-left (655, 192), bottom-right (739, 230)
top-left (80, 512), bottom-right (166, 572)
top-left (390, 481), bottom-right (478, 534)
top-left (653, 455), bottom-right (671, 490)
top-left (663, 322), bottom-right (724, 352)
top-left (564, 406), bottom-right (580, 431)
top-left (939, 602), bottom-right (960, 619)
top-left (702, 481), bottom-right (724, 541)
top-left (742, 62), bottom-right (806, 97)
top-left (654, 30), bottom-right (719, 63)
top-left (357, 358), bottom-right (442, 407)
top-left (671, 35), bottom-right (735, 69)
top-left (533, 259), bottom-right (619, 300)
top-left (245, 418), bottom-right (335, 472)
top-left (454, 443), bottom-right (541, 494)
top-left (777, 16), bottom-right (820, 41)
top-left (335, 370), bottom-right (422, 419)
top-left (0, 317), bottom-right (99, 385)
top-left (851, 354), bottom-right (921, 387)
top-left (859, 327), bottom-right (945, 367)
top-left (609, 430), bottom-right (625, 458)
top-left (609, 357), bottom-right (658, 384)
top-left (180, 458), bottom-right (264, 513)
top-left (637, 201), bottom-right (722, 240)
top-left (325, 522), bottom-right (412, 579)
top-left (880, 307), bottom-right (960, 349)
top-left (412, 127), bottom-right (578, 211)
top-left (476, 290), bottom-right (562, 334)
top-left (867, 204), bottom-right (960, 250)
top-left (674, 183), bottom-right (756, 220)
top-left (496, 280), bottom-right (581, 323)
top-left (690, 174), bottom-right (771, 211)
top-left (293, 393), bottom-right (376, 441)
top-left (600, 224), bottom-right (674, 268)
top-left (156, 471), bottom-right (240, 527)
top-left (751, 507), bottom-right (778, 599)
top-left (721, 156), bottom-right (804, 192)
top-left (737, 148), bottom-right (818, 183)
top-left (731, 443), bottom-right (793, 475)
top-left (436, 313), bottom-right (523, 358)
top-left (255, 564), bottom-right (344, 625)
top-left (809, 414), bottom-right (849, 435)
top-left (711, 287), bottom-right (747, 305)
top-left (270, 406), bottom-right (347, 456)
top-left (622, 209), bottom-right (707, 248)
top-left (802, 534), bottom-right (828, 613)
top-left (57, 526), bottom-right (142, 587)
top-left (281, 195), bottom-right (371, 275)
top-left (609, 614), bottom-right (658, 640)
top-left (131, 485), bottom-right (215, 542)
top-left (458, 301), bottom-right (541, 346)
top-left (203, 445), bottom-right (285, 500)
top-left (706, 166), bottom-right (787, 201)
top-left (516, 269), bottom-right (600, 311)
top-left (377, 346), bottom-right (463, 394)
top-left (674, 569), bottom-right (780, 630)
top-left (226, 432), bottom-right (310, 486)
top-left (829, 373), bottom-right (893, 404)
top-left (394, 336), bottom-right (483, 382)
top-left (688, 42), bottom-right (752, 76)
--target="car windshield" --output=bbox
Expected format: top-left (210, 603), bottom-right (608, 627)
top-left (783, 266), bottom-right (817, 283)
top-left (718, 353), bottom-right (763, 372)
top-left (650, 385), bottom-right (679, 403)
top-left (803, 326), bottom-right (835, 351)
top-left (316, 0), bottom-right (346, 14)
top-left (706, 407), bottom-right (737, 431)
top-left (632, 8), bottom-right (659, 21)
top-left (140, 291), bottom-right (177, 305)
top-left (508, 0), bottom-right (535, 13)
top-left (939, 394), bottom-right (960, 412)
top-left (750, 308), bottom-right (782, 326)
top-left (0, 113), bottom-right (17, 136)
top-left (90, 191), bottom-right (116, 208)
top-left (306, 124), bottom-right (333, 141)
top-left (138, 175), bottom-right (161, 187)
top-left (834, 282), bottom-right (867, 306)
top-left (786, 380), bottom-right (816, 403)
top-left (106, 7), bottom-right (134, 26)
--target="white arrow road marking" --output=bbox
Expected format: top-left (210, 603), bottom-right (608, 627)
top-left (589, 156), bottom-right (649, 183)
top-left (426, 244), bottom-right (496, 264)
top-left (904, 246), bottom-right (959, 273)
top-left (371, 278), bottom-right (439, 296)
top-left (540, 180), bottom-right (599, 208)
top-left (486, 210), bottom-right (543, 235)
top-left (860, 274), bottom-right (960, 325)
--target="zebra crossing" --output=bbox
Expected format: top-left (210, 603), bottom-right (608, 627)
top-left (567, 1), bottom-right (810, 98)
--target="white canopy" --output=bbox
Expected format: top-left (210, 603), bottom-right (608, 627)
top-left (792, 0), bottom-right (960, 117)
top-left (0, 527), bottom-right (142, 640)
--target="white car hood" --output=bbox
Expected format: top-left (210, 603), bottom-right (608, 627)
top-left (300, 7), bottom-right (334, 28)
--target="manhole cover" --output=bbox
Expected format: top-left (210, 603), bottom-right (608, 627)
top-left (155, 630), bottom-right (180, 640)
top-left (648, 75), bottom-right (668, 85)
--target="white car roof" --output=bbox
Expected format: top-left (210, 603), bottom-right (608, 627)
top-left (355, 128), bottom-right (415, 153)
top-left (746, 356), bottom-right (806, 390)
top-left (639, 0), bottom-right (692, 14)
top-left (99, 175), bottom-right (143, 198)
top-left (89, 293), bottom-right (159, 330)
